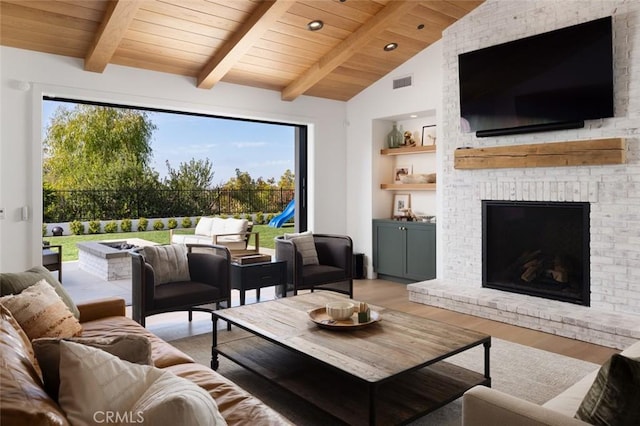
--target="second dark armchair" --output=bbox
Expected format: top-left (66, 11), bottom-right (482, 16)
top-left (131, 244), bottom-right (231, 327)
top-left (275, 233), bottom-right (353, 298)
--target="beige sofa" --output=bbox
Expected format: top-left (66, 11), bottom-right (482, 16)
top-left (462, 341), bottom-right (640, 426)
top-left (170, 217), bottom-right (258, 253)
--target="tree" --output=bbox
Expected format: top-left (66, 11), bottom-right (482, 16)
top-left (164, 158), bottom-right (215, 190)
top-left (43, 104), bottom-right (156, 190)
top-left (222, 168), bottom-right (255, 190)
top-left (277, 169), bottom-right (295, 189)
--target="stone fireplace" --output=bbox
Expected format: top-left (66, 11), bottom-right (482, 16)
top-left (482, 201), bottom-right (590, 306)
top-left (406, 0), bottom-right (640, 350)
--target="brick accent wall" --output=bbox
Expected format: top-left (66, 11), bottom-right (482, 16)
top-left (435, 1), bottom-right (640, 314)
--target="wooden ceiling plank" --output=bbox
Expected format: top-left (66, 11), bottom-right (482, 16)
top-left (133, 9), bottom-right (231, 40)
top-left (285, 2), bottom-right (366, 32)
top-left (197, 0), bottom-right (293, 89)
top-left (84, 0), bottom-right (142, 73)
top-left (253, 38), bottom-right (324, 61)
top-left (421, 0), bottom-right (480, 19)
top-left (247, 46), bottom-right (315, 67)
top-left (2, 0), bottom-right (107, 21)
top-left (281, 0), bottom-right (418, 101)
top-left (128, 19), bottom-right (223, 48)
top-left (117, 38), bottom-right (212, 63)
top-left (124, 29), bottom-right (221, 56)
top-left (260, 30), bottom-right (334, 55)
top-left (141, 1), bottom-right (243, 32)
top-left (1, 1), bottom-right (99, 31)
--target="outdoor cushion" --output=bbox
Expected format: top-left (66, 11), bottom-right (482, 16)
top-left (213, 218), bottom-right (248, 242)
top-left (195, 216), bottom-right (215, 237)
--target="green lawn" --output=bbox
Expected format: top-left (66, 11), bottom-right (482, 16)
top-left (44, 224), bottom-right (293, 262)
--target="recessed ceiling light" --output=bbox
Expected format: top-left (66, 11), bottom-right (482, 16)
top-left (383, 43), bottom-right (398, 52)
top-left (410, 114), bottom-right (418, 118)
top-left (307, 20), bottom-right (324, 31)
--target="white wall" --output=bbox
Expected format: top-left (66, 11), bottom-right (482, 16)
top-left (346, 42), bottom-right (444, 278)
top-left (0, 47), bottom-right (347, 271)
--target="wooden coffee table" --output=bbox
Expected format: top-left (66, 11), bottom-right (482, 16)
top-left (211, 292), bottom-right (491, 425)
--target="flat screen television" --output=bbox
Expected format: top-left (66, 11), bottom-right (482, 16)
top-left (458, 16), bottom-right (614, 137)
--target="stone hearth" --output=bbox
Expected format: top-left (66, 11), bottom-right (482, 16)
top-left (408, 280), bottom-right (640, 350)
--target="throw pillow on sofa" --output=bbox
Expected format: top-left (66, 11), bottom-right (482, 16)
top-left (0, 305), bottom-right (68, 425)
top-left (0, 279), bottom-right (82, 340)
top-left (284, 230), bottom-right (319, 265)
top-left (575, 353), bottom-right (640, 426)
top-left (142, 244), bottom-right (190, 285)
top-left (58, 341), bottom-right (226, 426)
top-left (33, 335), bottom-right (153, 401)
top-left (0, 265), bottom-right (80, 319)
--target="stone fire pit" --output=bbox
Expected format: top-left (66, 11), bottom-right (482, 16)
top-left (77, 238), bottom-right (158, 281)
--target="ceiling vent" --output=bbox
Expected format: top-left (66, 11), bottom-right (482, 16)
top-left (392, 75), bottom-right (412, 89)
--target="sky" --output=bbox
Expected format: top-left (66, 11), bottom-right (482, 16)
top-left (42, 100), bottom-right (295, 185)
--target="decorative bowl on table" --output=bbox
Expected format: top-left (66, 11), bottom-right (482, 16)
top-left (325, 301), bottom-right (355, 320)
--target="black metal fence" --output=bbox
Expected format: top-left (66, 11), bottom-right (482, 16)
top-left (43, 188), bottom-right (295, 222)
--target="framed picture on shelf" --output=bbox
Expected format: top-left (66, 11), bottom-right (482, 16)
top-left (392, 194), bottom-right (411, 217)
top-left (393, 165), bottom-right (412, 183)
top-left (422, 125), bottom-right (436, 146)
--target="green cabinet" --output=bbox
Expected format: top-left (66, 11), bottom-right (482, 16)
top-left (372, 220), bottom-right (436, 283)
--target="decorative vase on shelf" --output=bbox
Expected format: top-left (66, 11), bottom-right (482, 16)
top-left (386, 122), bottom-right (403, 149)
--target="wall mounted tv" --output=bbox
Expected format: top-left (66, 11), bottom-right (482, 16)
top-left (458, 16), bottom-right (613, 137)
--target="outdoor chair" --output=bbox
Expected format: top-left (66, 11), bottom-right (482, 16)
top-left (275, 233), bottom-right (353, 298)
top-left (169, 217), bottom-right (259, 255)
top-left (131, 243), bottom-right (231, 327)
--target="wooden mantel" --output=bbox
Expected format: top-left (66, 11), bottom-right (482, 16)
top-left (454, 138), bottom-right (626, 170)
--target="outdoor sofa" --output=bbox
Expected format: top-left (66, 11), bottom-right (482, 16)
top-left (170, 217), bottom-right (259, 254)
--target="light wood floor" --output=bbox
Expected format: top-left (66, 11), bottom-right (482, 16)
top-left (132, 278), bottom-right (619, 365)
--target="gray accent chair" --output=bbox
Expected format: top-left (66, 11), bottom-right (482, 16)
top-left (131, 244), bottom-right (231, 327)
top-left (275, 234), bottom-right (354, 298)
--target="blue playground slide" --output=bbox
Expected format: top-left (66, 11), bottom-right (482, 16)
top-left (268, 199), bottom-right (295, 228)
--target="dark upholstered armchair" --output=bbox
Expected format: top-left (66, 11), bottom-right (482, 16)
top-left (131, 244), bottom-right (231, 327)
top-left (275, 233), bottom-right (353, 298)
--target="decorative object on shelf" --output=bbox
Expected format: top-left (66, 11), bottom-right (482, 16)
top-left (392, 194), bottom-right (411, 218)
top-left (422, 125), bottom-right (436, 146)
top-left (393, 165), bottom-right (412, 183)
top-left (399, 173), bottom-right (436, 184)
top-left (386, 121), bottom-right (403, 149)
top-left (403, 131), bottom-right (417, 147)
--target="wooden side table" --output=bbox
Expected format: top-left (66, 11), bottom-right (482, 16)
top-left (230, 260), bottom-right (286, 305)
top-left (42, 245), bottom-right (62, 282)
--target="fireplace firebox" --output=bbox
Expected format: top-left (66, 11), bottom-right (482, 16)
top-left (482, 201), bottom-right (590, 306)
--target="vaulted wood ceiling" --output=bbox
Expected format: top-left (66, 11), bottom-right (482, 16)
top-left (0, 0), bottom-right (483, 101)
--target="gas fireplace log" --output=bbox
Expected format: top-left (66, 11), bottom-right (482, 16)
top-left (521, 259), bottom-right (543, 282)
